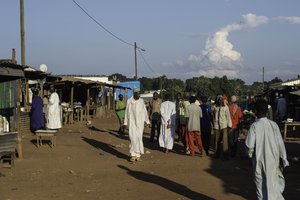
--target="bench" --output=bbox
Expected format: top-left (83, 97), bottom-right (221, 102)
top-left (35, 129), bottom-right (58, 148)
top-left (0, 132), bottom-right (18, 168)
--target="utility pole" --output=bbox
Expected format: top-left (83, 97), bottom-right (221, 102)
top-left (262, 67), bottom-right (265, 91)
top-left (134, 42), bottom-right (137, 80)
top-left (18, 0), bottom-right (25, 159)
top-left (134, 42), bottom-right (145, 80)
top-left (20, 0), bottom-right (25, 66)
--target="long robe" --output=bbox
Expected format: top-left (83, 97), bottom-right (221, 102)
top-left (159, 101), bottom-right (176, 150)
top-left (30, 95), bottom-right (45, 131)
top-left (47, 92), bottom-right (62, 129)
top-left (245, 117), bottom-right (289, 200)
top-left (124, 97), bottom-right (150, 157)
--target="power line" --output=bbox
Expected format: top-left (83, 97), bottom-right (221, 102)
top-left (71, 0), bottom-right (133, 47)
top-left (138, 49), bottom-right (161, 77)
top-left (72, 0), bottom-right (154, 77)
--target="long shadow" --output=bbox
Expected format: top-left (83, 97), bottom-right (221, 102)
top-left (88, 124), bottom-right (188, 156)
top-left (206, 157), bottom-right (256, 199)
top-left (88, 125), bottom-right (129, 140)
top-left (118, 165), bottom-right (215, 200)
top-left (81, 136), bottom-right (129, 160)
top-left (282, 142), bottom-right (300, 199)
top-left (87, 126), bottom-right (105, 132)
top-left (205, 137), bottom-right (257, 199)
top-left (206, 140), bottom-right (300, 199)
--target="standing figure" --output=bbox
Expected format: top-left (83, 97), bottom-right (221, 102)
top-left (149, 92), bottom-right (162, 143)
top-left (177, 93), bottom-right (190, 153)
top-left (212, 95), bottom-right (232, 159)
top-left (30, 88), bottom-right (45, 132)
top-left (200, 96), bottom-right (213, 156)
top-left (185, 96), bottom-right (203, 156)
top-left (228, 95), bottom-right (243, 157)
top-left (124, 88), bottom-right (150, 162)
top-left (159, 94), bottom-right (176, 153)
top-left (276, 94), bottom-right (287, 122)
top-left (47, 85), bottom-right (62, 130)
top-left (115, 94), bottom-right (126, 135)
top-left (175, 92), bottom-right (183, 140)
top-left (246, 98), bottom-right (289, 200)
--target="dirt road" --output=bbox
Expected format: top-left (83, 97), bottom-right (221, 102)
top-left (1, 115), bottom-right (299, 200)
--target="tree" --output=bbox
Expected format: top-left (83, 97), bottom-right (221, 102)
top-left (108, 73), bottom-right (128, 82)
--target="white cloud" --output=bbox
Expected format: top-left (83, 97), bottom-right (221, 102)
top-left (171, 13), bottom-right (268, 79)
top-left (275, 16), bottom-right (300, 24)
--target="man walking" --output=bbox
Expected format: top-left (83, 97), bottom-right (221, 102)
top-left (185, 95), bottom-right (203, 156)
top-left (200, 96), bottom-right (213, 156)
top-left (228, 95), bottom-right (243, 157)
top-left (159, 94), bottom-right (176, 153)
top-left (124, 88), bottom-right (150, 162)
top-left (246, 98), bottom-right (289, 200)
top-left (212, 95), bottom-right (232, 159)
top-left (115, 94), bottom-right (126, 135)
top-left (149, 92), bottom-right (162, 143)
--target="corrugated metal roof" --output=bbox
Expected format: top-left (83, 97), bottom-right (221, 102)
top-left (0, 62), bottom-right (24, 82)
top-left (55, 76), bottom-right (130, 89)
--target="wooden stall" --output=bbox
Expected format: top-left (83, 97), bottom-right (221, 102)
top-left (51, 76), bottom-right (128, 124)
top-left (0, 62), bottom-right (25, 164)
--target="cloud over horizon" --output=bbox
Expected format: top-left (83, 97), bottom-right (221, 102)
top-left (163, 13), bottom-right (300, 84)
top-left (171, 13), bottom-right (269, 80)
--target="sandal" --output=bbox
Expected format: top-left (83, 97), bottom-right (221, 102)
top-left (135, 157), bottom-right (142, 161)
top-left (130, 156), bottom-right (136, 162)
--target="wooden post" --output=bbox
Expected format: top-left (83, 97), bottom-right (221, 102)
top-left (25, 79), bottom-right (29, 111)
top-left (86, 86), bottom-right (90, 121)
top-left (16, 79), bottom-right (23, 159)
top-left (70, 83), bottom-right (74, 124)
top-left (20, 0), bottom-right (26, 66)
top-left (124, 88), bottom-right (128, 104)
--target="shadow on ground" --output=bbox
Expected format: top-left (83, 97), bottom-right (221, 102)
top-left (118, 165), bottom-right (215, 200)
top-left (206, 140), bottom-right (300, 200)
top-left (86, 122), bottom-right (300, 199)
top-left (81, 136), bottom-right (129, 161)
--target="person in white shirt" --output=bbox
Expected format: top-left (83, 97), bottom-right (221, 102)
top-left (46, 85), bottom-right (62, 130)
top-left (246, 98), bottom-right (289, 200)
top-left (212, 95), bottom-right (232, 159)
top-left (159, 94), bottom-right (176, 153)
top-left (124, 88), bottom-right (150, 162)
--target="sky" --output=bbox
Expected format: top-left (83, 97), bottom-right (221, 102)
top-left (1, 0), bottom-right (300, 84)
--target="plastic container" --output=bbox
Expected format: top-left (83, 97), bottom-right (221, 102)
top-left (0, 115), bottom-right (3, 134)
top-left (3, 117), bottom-right (9, 132)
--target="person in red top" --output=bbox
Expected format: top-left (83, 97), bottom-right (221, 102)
top-left (228, 95), bottom-right (243, 157)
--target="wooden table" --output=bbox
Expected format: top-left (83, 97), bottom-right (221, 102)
top-left (73, 107), bottom-right (83, 122)
top-left (283, 121), bottom-right (300, 141)
top-left (0, 132), bottom-right (18, 167)
top-left (35, 129), bottom-right (58, 148)
top-left (62, 108), bottom-right (73, 125)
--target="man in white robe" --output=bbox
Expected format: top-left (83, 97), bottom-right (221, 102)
top-left (159, 94), bottom-right (176, 153)
top-left (124, 88), bottom-right (150, 162)
top-left (47, 85), bottom-right (62, 130)
top-left (246, 98), bottom-right (289, 200)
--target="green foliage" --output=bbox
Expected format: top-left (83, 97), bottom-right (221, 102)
top-left (109, 73), bottom-right (285, 101)
top-left (108, 73), bottom-right (129, 82)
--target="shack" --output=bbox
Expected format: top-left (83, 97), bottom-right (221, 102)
top-left (51, 76), bottom-right (129, 124)
top-left (0, 62), bottom-right (25, 161)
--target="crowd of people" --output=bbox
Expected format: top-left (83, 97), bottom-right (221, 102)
top-left (29, 85), bottom-right (290, 199)
top-left (119, 89), bottom-right (289, 199)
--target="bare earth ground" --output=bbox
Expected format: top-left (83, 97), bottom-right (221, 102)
top-left (1, 114), bottom-right (300, 200)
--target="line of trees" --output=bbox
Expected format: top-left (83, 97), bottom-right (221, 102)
top-left (109, 73), bottom-right (284, 101)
